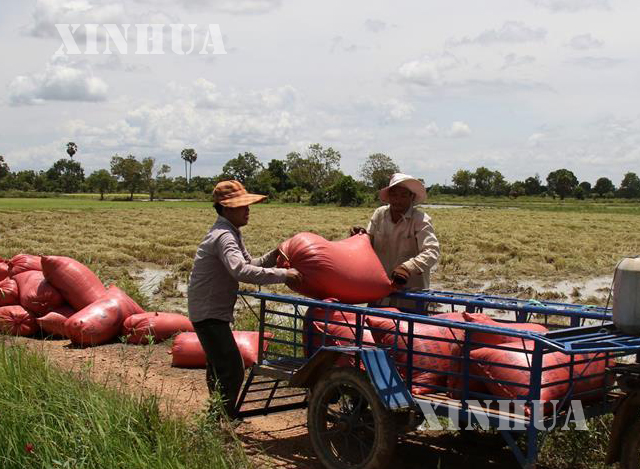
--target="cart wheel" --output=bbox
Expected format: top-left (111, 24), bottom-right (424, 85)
top-left (620, 417), bottom-right (640, 468)
top-left (307, 367), bottom-right (397, 469)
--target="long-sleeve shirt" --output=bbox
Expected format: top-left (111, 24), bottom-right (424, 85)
top-left (188, 216), bottom-right (288, 323)
top-left (366, 205), bottom-right (440, 290)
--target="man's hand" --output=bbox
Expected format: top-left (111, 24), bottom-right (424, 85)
top-left (349, 226), bottom-right (367, 236)
top-left (391, 265), bottom-right (410, 287)
top-left (285, 268), bottom-right (303, 288)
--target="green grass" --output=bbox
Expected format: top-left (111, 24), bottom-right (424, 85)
top-left (0, 341), bottom-right (249, 469)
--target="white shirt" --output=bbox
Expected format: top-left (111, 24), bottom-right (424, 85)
top-left (367, 205), bottom-right (440, 290)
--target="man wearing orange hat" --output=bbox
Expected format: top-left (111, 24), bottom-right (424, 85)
top-left (188, 180), bottom-right (302, 420)
top-left (351, 173), bottom-right (440, 293)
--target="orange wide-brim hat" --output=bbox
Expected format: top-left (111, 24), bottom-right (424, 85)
top-left (213, 180), bottom-right (267, 207)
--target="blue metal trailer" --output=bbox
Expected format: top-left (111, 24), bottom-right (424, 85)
top-left (235, 289), bottom-right (640, 469)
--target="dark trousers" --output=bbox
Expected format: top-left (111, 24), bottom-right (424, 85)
top-left (192, 318), bottom-right (244, 418)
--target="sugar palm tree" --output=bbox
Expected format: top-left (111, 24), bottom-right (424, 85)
top-left (180, 148), bottom-right (197, 184)
top-left (66, 142), bottom-right (78, 159)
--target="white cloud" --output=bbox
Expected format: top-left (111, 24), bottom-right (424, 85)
top-left (527, 132), bottom-right (546, 147)
top-left (502, 53), bottom-right (536, 69)
top-left (448, 121), bottom-right (471, 138)
top-left (60, 79), bottom-right (302, 157)
top-left (529, 0), bottom-right (611, 12)
top-left (364, 19), bottom-right (387, 33)
top-left (382, 99), bottom-right (414, 121)
top-left (567, 56), bottom-right (623, 68)
top-left (397, 52), bottom-right (460, 87)
top-left (191, 79), bottom-right (299, 111)
top-left (8, 54), bottom-right (108, 105)
top-left (24, 0), bottom-right (127, 38)
top-left (424, 121), bottom-right (440, 137)
top-left (448, 21), bottom-right (546, 46)
top-left (330, 36), bottom-right (368, 53)
top-left (567, 34), bottom-right (604, 50)
top-left (131, 0), bottom-right (282, 14)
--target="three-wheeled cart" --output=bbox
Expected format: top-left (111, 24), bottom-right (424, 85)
top-left (234, 289), bottom-right (640, 469)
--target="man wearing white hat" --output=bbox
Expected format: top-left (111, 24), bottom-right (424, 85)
top-left (350, 173), bottom-right (440, 292)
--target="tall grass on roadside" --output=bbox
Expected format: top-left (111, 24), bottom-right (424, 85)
top-left (0, 341), bottom-right (250, 469)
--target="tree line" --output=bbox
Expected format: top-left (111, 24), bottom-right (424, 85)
top-left (445, 167), bottom-right (640, 200)
top-left (0, 143), bottom-right (638, 204)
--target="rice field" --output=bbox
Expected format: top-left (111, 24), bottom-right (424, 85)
top-left (1, 198), bottom-right (638, 309)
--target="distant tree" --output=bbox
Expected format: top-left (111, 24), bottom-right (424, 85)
top-left (360, 153), bottom-right (400, 191)
top-left (473, 167), bottom-right (493, 195)
top-left (222, 152), bottom-right (263, 184)
top-left (332, 175), bottom-right (364, 206)
top-left (46, 158), bottom-right (85, 193)
top-left (66, 142), bottom-right (78, 159)
top-left (12, 170), bottom-right (38, 191)
top-left (573, 186), bottom-right (586, 200)
top-left (524, 175), bottom-right (543, 195)
top-left (546, 169), bottom-right (578, 200)
top-left (0, 155), bottom-right (9, 179)
top-left (111, 154), bottom-right (143, 201)
top-left (180, 148), bottom-right (197, 185)
top-left (86, 169), bottom-right (117, 200)
top-left (267, 159), bottom-right (292, 193)
top-left (452, 169), bottom-right (474, 196)
top-left (249, 169), bottom-right (277, 197)
top-left (287, 144), bottom-right (342, 192)
top-left (619, 172), bottom-right (640, 198)
top-left (510, 181), bottom-right (526, 198)
top-left (141, 157), bottom-right (170, 201)
top-left (578, 181), bottom-right (592, 196)
top-left (189, 176), bottom-right (217, 194)
top-left (593, 177), bottom-right (615, 197)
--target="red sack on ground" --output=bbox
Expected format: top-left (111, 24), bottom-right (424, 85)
top-left (8, 254), bottom-right (42, 277)
top-left (36, 304), bottom-right (76, 337)
top-left (470, 341), bottom-right (570, 405)
top-left (0, 305), bottom-right (38, 336)
top-left (41, 256), bottom-right (106, 311)
top-left (0, 261), bottom-right (9, 281)
top-left (101, 285), bottom-right (146, 318)
top-left (13, 270), bottom-right (64, 316)
top-left (366, 310), bottom-right (466, 394)
top-left (463, 312), bottom-right (548, 347)
top-left (65, 298), bottom-right (124, 346)
top-left (170, 331), bottom-right (273, 369)
top-left (122, 312), bottom-right (194, 344)
top-left (277, 233), bottom-right (393, 303)
top-left (0, 278), bottom-right (19, 306)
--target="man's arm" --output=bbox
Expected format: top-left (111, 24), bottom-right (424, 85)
top-left (250, 248), bottom-right (279, 268)
top-left (218, 233), bottom-right (288, 285)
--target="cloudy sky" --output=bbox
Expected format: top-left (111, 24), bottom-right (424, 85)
top-left (1, 0), bottom-right (639, 186)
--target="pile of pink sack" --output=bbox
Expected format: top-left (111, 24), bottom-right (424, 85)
top-left (0, 254), bottom-right (264, 370)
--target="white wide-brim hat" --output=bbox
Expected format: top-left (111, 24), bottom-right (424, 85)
top-left (379, 173), bottom-right (427, 204)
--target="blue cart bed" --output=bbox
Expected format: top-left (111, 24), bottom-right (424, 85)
top-left (235, 289), bottom-right (638, 469)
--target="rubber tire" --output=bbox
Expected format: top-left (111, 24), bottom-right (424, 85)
top-left (307, 367), bottom-right (398, 469)
top-left (620, 416), bottom-right (640, 469)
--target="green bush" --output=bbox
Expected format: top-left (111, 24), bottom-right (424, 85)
top-left (0, 342), bottom-right (249, 469)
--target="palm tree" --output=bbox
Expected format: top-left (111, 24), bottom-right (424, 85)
top-left (180, 148), bottom-right (197, 184)
top-left (66, 142), bottom-right (78, 159)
